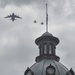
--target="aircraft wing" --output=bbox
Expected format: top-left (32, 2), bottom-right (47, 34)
top-left (15, 15), bottom-right (22, 19)
top-left (4, 15), bottom-right (12, 18)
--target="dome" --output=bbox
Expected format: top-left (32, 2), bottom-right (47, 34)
top-left (30, 59), bottom-right (68, 75)
top-left (35, 32), bottom-right (59, 45)
top-left (42, 32), bottom-right (53, 37)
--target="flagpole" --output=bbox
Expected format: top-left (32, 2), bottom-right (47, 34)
top-left (46, 4), bottom-right (48, 32)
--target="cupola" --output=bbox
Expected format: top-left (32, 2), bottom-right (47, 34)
top-left (35, 32), bottom-right (60, 62)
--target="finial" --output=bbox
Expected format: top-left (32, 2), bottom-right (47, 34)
top-left (46, 3), bottom-right (48, 32)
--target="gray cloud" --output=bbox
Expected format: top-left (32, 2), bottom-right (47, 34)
top-left (1, 0), bottom-right (75, 21)
top-left (0, 0), bottom-right (48, 7)
top-left (0, 0), bottom-right (75, 75)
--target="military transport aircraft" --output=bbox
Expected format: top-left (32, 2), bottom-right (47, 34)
top-left (4, 13), bottom-right (22, 21)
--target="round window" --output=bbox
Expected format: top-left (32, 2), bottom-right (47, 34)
top-left (46, 64), bottom-right (56, 75)
top-left (47, 67), bottom-right (55, 74)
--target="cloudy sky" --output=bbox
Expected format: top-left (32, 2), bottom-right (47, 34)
top-left (0, 0), bottom-right (75, 75)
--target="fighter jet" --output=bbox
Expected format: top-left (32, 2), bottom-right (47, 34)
top-left (34, 20), bottom-right (37, 23)
top-left (4, 13), bottom-right (22, 21)
top-left (41, 22), bottom-right (44, 25)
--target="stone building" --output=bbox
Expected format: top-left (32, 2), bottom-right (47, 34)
top-left (24, 31), bottom-right (75, 75)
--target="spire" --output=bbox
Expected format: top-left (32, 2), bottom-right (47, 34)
top-left (46, 4), bottom-right (48, 32)
top-left (35, 4), bottom-right (60, 62)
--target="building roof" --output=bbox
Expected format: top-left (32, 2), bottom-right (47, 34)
top-left (35, 32), bottom-right (59, 45)
top-left (30, 59), bottom-right (68, 75)
top-left (42, 32), bottom-right (53, 37)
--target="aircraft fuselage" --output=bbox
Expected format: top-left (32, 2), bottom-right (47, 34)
top-left (11, 13), bottom-right (15, 21)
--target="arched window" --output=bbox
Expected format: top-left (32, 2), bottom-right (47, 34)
top-left (46, 64), bottom-right (56, 75)
top-left (49, 45), bottom-right (52, 54)
top-left (44, 44), bottom-right (47, 54)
